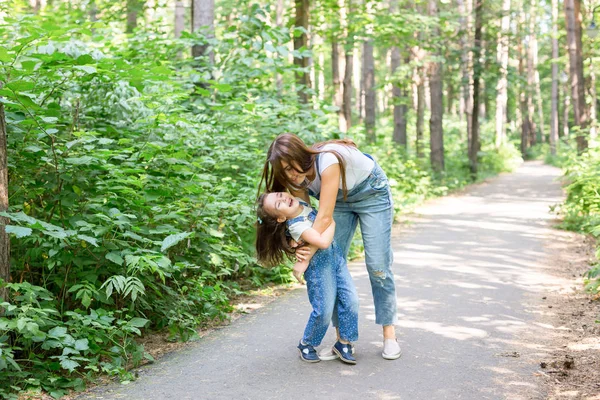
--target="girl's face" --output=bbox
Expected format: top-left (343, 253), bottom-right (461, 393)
top-left (263, 192), bottom-right (302, 222)
top-left (280, 160), bottom-right (313, 187)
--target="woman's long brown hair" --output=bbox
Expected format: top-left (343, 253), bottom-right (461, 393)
top-left (255, 193), bottom-right (295, 267)
top-left (257, 133), bottom-right (356, 200)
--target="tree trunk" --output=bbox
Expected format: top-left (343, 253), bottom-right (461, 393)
top-left (564, 0), bottom-right (588, 153)
top-left (0, 87), bottom-right (9, 303)
top-left (391, 46), bottom-right (408, 147)
top-left (415, 65), bottom-right (425, 158)
top-left (126, 0), bottom-right (142, 33)
top-left (343, 47), bottom-right (354, 130)
top-left (458, 0), bottom-right (473, 143)
top-left (519, 11), bottom-right (532, 156)
top-left (294, 0), bottom-right (311, 103)
top-left (470, 0), bottom-right (483, 177)
top-left (589, 62), bottom-right (597, 139)
top-left (550, 0), bottom-right (559, 155)
top-left (191, 0), bottom-right (215, 63)
top-left (495, 0), bottom-right (511, 148)
top-left (563, 63), bottom-right (571, 138)
top-left (276, 0), bottom-right (284, 93)
top-left (175, 0), bottom-right (185, 38)
top-left (530, 0), bottom-right (544, 144)
top-left (428, 0), bottom-right (444, 172)
top-left (363, 39), bottom-right (376, 142)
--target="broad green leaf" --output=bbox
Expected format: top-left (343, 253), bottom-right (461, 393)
top-left (106, 252), bottom-right (124, 266)
top-left (0, 46), bottom-right (10, 63)
top-left (127, 317), bottom-right (149, 328)
top-left (73, 65), bottom-right (96, 74)
top-left (160, 232), bottom-right (193, 252)
top-left (48, 326), bottom-right (67, 337)
top-left (6, 225), bottom-right (32, 238)
top-left (74, 339), bottom-right (89, 351)
top-left (60, 358), bottom-right (80, 372)
top-left (77, 235), bottom-right (99, 247)
top-left (208, 228), bottom-right (224, 238)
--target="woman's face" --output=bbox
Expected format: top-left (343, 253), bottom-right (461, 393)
top-left (280, 160), bottom-right (309, 187)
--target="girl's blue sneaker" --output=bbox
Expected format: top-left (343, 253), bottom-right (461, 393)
top-left (332, 341), bottom-right (356, 364)
top-left (297, 341), bottom-right (320, 363)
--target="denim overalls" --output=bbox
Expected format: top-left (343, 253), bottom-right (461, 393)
top-left (287, 201), bottom-right (359, 346)
top-left (309, 154), bottom-right (397, 327)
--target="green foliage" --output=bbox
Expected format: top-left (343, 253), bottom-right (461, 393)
top-left (0, 1), bottom-right (523, 398)
top-left (552, 147), bottom-right (600, 295)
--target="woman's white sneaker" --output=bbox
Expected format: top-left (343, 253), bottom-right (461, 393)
top-left (382, 339), bottom-right (402, 360)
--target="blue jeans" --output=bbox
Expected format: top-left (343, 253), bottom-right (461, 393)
top-left (302, 242), bottom-right (359, 346)
top-left (314, 161), bottom-right (397, 326)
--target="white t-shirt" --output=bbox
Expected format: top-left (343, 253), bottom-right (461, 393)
top-left (286, 201), bottom-right (315, 242)
top-left (307, 144), bottom-right (374, 196)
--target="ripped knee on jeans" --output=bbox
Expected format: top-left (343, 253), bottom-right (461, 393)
top-left (371, 269), bottom-right (387, 284)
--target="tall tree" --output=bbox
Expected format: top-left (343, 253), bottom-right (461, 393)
top-left (469, 0), bottom-right (483, 177)
top-left (363, 10), bottom-right (376, 142)
top-left (413, 45), bottom-right (426, 158)
top-left (174, 0), bottom-right (185, 39)
top-left (530, 0), bottom-right (545, 143)
top-left (126, 0), bottom-right (143, 33)
top-left (192, 0), bottom-right (215, 63)
top-left (294, 0), bottom-right (311, 103)
top-left (458, 0), bottom-right (473, 143)
top-left (390, 44), bottom-right (408, 147)
top-left (494, 0), bottom-right (511, 148)
top-left (565, 0), bottom-right (589, 153)
top-left (428, 0), bottom-right (444, 172)
top-left (518, 11), bottom-right (532, 155)
top-left (0, 86), bottom-right (8, 303)
top-left (550, 0), bottom-right (559, 155)
top-left (342, 0), bottom-right (354, 129)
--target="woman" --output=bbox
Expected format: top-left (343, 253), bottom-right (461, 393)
top-left (259, 133), bottom-right (401, 360)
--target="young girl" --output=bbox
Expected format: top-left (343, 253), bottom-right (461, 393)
top-left (256, 191), bottom-right (359, 364)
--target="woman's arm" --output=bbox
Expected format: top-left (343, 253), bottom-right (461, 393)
top-left (299, 221), bottom-right (336, 249)
top-left (311, 164), bottom-right (340, 234)
top-left (289, 187), bottom-right (310, 203)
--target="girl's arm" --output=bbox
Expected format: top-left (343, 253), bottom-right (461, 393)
top-left (299, 221), bottom-right (336, 249)
top-left (311, 164), bottom-right (340, 234)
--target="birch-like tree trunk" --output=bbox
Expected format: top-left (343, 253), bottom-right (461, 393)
top-left (519, 11), bottom-right (532, 155)
top-left (363, 38), bottom-right (376, 142)
top-left (550, 0), bottom-right (559, 155)
top-left (564, 0), bottom-right (588, 153)
top-left (428, 0), bottom-right (444, 172)
top-left (469, 0), bottom-right (482, 177)
top-left (458, 0), bottom-right (473, 143)
top-left (333, 0), bottom-right (347, 131)
top-left (174, 1), bottom-right (185, 38)
top-left (191, 0), bottom-right (215, 63)
top-left (343, 45), bottom-right (354, 130)
top-left (415, 63), bottom-right (425, 158)
top-left (530, 0), bottom-right (544, 143)
top-left (495, 0), bottom-right (511, 148)
top-left (0, 87), bottom-right (9, 303)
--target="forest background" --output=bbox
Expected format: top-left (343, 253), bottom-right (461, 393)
top-left (0, 0), bottom-right (599, 398)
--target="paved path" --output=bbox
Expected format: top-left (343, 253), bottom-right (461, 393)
top-left (81, 161), bottom-right (568, 400)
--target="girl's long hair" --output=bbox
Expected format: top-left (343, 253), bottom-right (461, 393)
top-left (255, 193), bottom-right (295, 267)
top-left (257, 133), bottom-right (355, 200)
